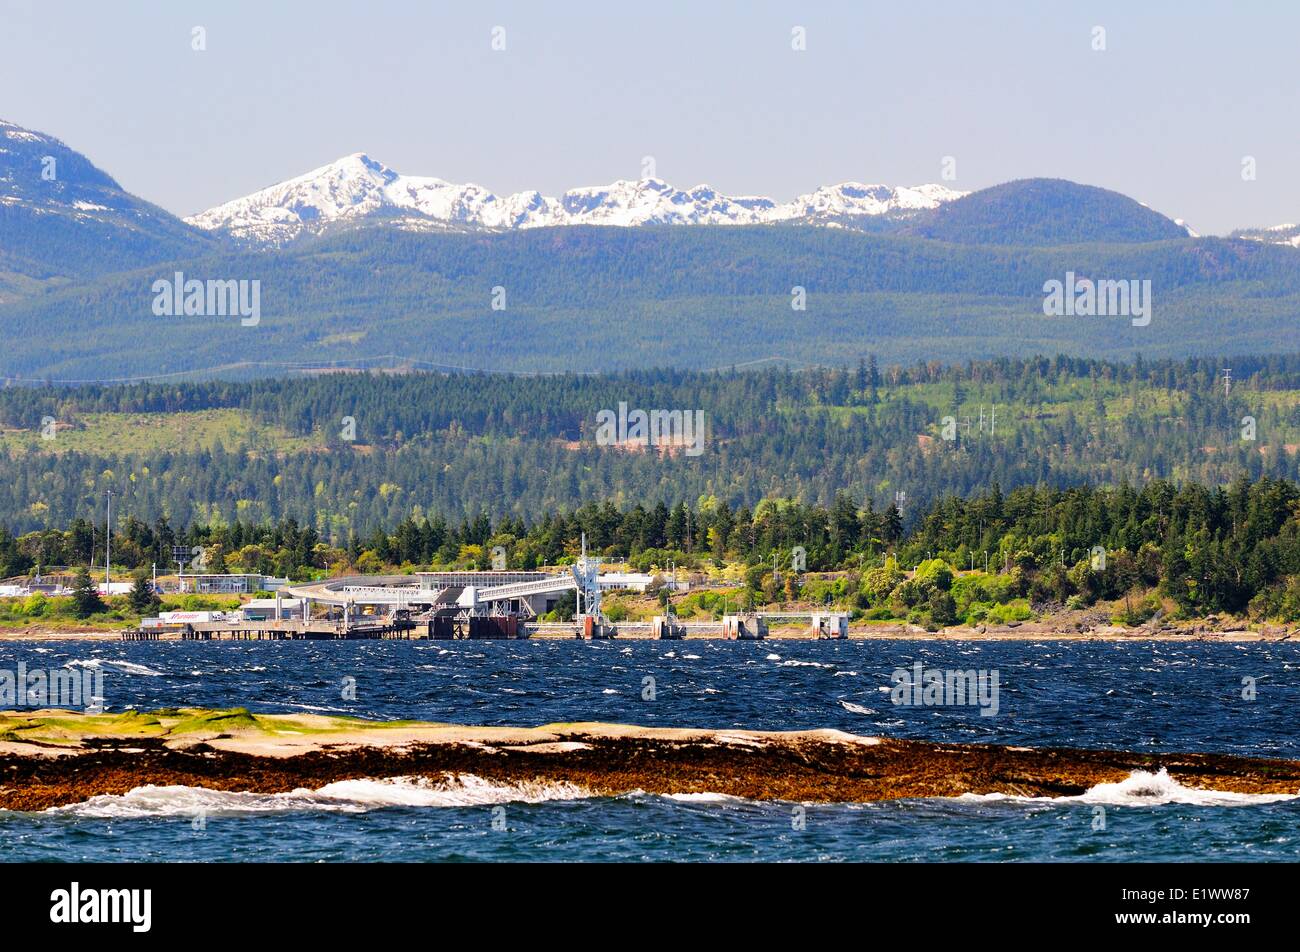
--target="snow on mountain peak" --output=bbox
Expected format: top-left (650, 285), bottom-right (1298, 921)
top-left (1233, 221), bottom-right (1300, 248)
top-left (185, 156), bottom-right (969, 246)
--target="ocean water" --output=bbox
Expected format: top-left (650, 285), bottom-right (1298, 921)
top-left (2, 638), bottom-right (1299, 862)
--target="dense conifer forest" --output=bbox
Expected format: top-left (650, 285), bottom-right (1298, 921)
top-left (1, 354), bottom-right (1298, 540)
top-left (3, 474), bottom-right (1300, 626)
top-left (6, 219), bottom-right (1300, 379)
top-left (4, 347), bottom-right (1300, 631)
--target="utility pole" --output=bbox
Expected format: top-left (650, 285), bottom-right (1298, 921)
top-left (1222, 368), bottom-right (1232, 397)
top-left (104, 489), bottom-right (113, 586)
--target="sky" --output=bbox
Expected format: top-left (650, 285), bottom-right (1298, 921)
top-left (1, 0), bottom-right (1297, 235)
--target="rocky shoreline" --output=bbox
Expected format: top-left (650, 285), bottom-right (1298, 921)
top-left (3, 710), bottom-right (1299, 812)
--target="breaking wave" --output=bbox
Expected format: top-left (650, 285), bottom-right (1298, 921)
top-left (63, 658), bottom-right (164, 677)
top-left (661, 791), bottom-right (752, 803)
top-left (46, 775), bottom-right (595, 818)
top-left (960, 768), bottom-right (1298, 807)
top-left (839, 700), bottom-right (875, 715)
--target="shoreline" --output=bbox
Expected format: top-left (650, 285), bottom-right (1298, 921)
top-left (3, 710), bottom-right (1299, 811)
top-left (0, 622), bottom-right (1294, 643)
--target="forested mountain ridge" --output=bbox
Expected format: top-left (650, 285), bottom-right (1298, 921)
top-left (2, 120), bottom-right (1297, 380)
top-left (904, 179), bottom-right (1193, 245)
top-left (3, 222), bottom-right (1300, 381)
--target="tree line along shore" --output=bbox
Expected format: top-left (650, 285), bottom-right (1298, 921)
top-left (2, 475), bottom-right (1300, 635)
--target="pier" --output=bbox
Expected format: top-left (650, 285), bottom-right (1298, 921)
top-left (121, 609), bottom-right (852, 642)
top-left (181, 618), bottom-right (418, 640)
top-left (121, 618), bottom-right (418, 641)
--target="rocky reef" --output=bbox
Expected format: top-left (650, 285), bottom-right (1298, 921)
top-left (2, 709), bottom-right (1299, 811)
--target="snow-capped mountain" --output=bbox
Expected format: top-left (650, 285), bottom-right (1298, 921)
top-left (0, 118), bottom-right (211, 299)
top-left (0, 118), bottom-right (202, 238)
top-left (1, 118), bottom-right (133, 220)
top-left (185, 153), bottom-right (967, 247)
top-left (1232, 222), bottom-right (1300, 248)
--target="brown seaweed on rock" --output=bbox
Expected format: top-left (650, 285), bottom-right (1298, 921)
top-left (2, 710), bottom-right (1298, 812)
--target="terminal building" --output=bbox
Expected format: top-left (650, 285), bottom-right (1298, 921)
top-left (173, 573), bottom-right (290, 595)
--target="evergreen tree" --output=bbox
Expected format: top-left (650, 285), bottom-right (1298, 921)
top-left (128, 572), bottom-right (160, 615)
top-left (71, 567), bottom-right (106, 619)
top-left (882, 503), bottom-right (904, 545)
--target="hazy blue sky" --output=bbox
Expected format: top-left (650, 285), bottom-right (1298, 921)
top-left (2, 0), bottom-right (1296, 234)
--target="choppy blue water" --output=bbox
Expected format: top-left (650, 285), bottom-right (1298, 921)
top-left (2, 639), bottom-right (1299, 862)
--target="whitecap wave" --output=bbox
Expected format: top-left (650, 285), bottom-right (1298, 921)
top-left (64, 658), bottom-right (163, 677)
top-left (960, 768), bottom-right (1298, 807)
top-left (1077, 769), bottom-right (1298, 806)
top-left (313, 775), bottom-right (592, 808)
top-left (47, 774), bottom-right (594, 818)
top-left (279, 702), bottom-right (350, 713)
top-left (839, 700), bottom-right (875, 715)
top-left (662, 791), bottom-right (751, 803)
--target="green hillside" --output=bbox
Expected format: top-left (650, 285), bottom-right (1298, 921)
top-left (905, 179), bottom-right (1191, 245)
top-left (0, 355), bottom-right (1297, 536)
top-left (2, 225), bottom-right (1299, 381)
